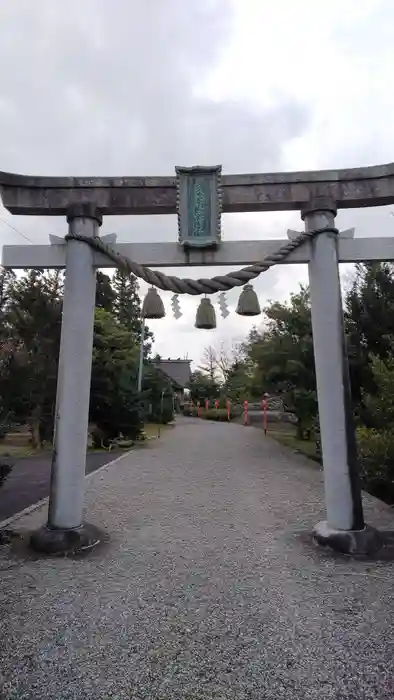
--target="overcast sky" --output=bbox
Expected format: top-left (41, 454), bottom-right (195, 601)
top-left (1, 0), bottom-right (394, 366)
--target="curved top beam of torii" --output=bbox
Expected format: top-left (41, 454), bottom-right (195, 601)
top-left (1, 161), bottom-right (394, 216)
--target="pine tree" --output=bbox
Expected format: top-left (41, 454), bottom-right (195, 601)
top-left (90, 308), bottom-right (142, 443)
top-left (96, 271), bottom-right (116, 311)
top-left (0, 267), bottom-right (16, 319)
top-left (0, 270), bottom-right (63, 445)
top-left (112, 270), bottom-right (142, 336)
top-left (111, 269), bottom-right (154, 352)
top-left (245, 286), bottom-right (317, 438)
top-left (345, 262), bottom-right (394, 419)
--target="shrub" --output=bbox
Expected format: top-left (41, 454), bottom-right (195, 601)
top-left (0, 411), bottom-right (13, 441)
top-left (159, 396), bottom-right (174, 424)
top-left (0, 459), bottom-right (13, 488)
top-left (91, 426), bottom-right (110, 449)
top-left (148, 394), bottom-right (174, 424)
top-left (313, 416), bottom-right (321, 459)
top-left (182, 406), bottom-right (234, 421)
top-left (356, 426), bottom-right (394, 503)
top-left (204, 408), bottom-right (231, 421)
top-left (183, 406), bottom-right (200, 417)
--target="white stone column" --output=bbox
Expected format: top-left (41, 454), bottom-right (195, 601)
top-left (302, 198), bottom-right (380, 553)
top-left (30, 204), bottom-right (102, 554)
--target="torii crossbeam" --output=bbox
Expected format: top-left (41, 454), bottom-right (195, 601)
top-left (3, 230), bottom-right (394, 269)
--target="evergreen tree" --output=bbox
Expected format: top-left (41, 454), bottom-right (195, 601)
top-left (0, 267), bottom-right (16, 321)
top-left (111, 269), bottom-right (154, 352)
top-left (0, 270), bottom-right (63, 445)
top-left (96, 271), bottom-right (116, 311)
top-left (188, 370), bottom-right (220, 402)
top-left (112, 270), bottom-right (142, 336)
top-left (90, 308), bottom-right (142, 444)
top-left (246, 286), bottom-right (317, 438)
top-left (224, 361), bottom-right (253, 402)
top-left (345, 262), bottom-right (394, 418)
top-left (142, 364), bottom-right (174, 423)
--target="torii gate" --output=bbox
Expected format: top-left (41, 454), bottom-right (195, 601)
top-left (2, 162), bottom-right (394, 557)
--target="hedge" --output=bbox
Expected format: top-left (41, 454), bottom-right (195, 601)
top-left (356, 426), bottom-right (394, 504)
top-left (183, 406), bottom-right (234, 421)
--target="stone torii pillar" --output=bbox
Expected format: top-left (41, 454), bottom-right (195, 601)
top-left (302, 198), bottom-right (380, 554)
top-left (30, 204), bottom-right (103, 553)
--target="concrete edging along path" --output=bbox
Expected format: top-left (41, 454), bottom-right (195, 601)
top-left (1, 418), bottom-right (394, 699)
top-left (0, 451), bottom-right (131, 530)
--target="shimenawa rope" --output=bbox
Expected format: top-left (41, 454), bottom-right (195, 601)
top-left (65, 226), bottom-right (337, 296)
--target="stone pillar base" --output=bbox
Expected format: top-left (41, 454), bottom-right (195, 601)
top-left (313, 520), bottom-right (383, 556)
top-left (29, 522), bottom-right (103, 556)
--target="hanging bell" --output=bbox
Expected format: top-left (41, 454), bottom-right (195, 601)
top-left (236, 283), bottom-right (261, 316)
top-left (195, 297), bottom-right (216, 329)
top-left (142, 286), bottom-right (166, 319)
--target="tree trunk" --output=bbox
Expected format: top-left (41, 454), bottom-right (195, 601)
top-left (28, 407), bottom-right (42, 449)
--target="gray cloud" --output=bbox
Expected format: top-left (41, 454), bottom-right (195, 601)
top-left (0, 0), bottom-right (311, 363)
top-left (0, 0), bottom-right (307, 177)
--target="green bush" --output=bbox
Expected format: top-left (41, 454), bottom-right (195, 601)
top-left (0, 459), bottom-right (13, 488)
top-left (313, 416), bottom-right (321, 459)
top-left (0, 411), bottom-right (13, 441)
top-left (148, 394), bottom-right (174, 424)
top-left (356, 426), bottom-right (394, 503)
top-left (182, 406), bottom-right (199, 417)
top-left (159, 396), bottom-right (174, 424)
top-left (91, 426), bottom-right (111, 449)
top-left (204, 408), bottom-right (232, 421)
top-left (183, 406), bottom-right (233, 421)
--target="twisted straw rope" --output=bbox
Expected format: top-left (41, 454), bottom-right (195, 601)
top-left (65, 226), bottom-right (337, 296)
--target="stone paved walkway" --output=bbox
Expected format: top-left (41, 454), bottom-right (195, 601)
top-left (1, 418), bottom-right (394, 699)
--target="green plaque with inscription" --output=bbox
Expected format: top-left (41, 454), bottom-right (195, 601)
top-left (176, 165), bottom-right (222, 248)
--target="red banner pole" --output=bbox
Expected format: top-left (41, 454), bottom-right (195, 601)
top-left (243, 400), bottom-right (248, 426)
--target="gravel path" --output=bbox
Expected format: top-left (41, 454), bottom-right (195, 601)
top-left (0, 418), bottom-right (394, 699)
top-left (0, 450), bottom-right (124, 522)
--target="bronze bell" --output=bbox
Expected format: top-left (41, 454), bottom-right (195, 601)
top-left (236, 284), bottom-right (261, 316)
top-left (142, 286), bottom-right (166, 319)
top-left (195, 297), bottom-right (216, 329)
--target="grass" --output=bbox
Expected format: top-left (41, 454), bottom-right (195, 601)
top-left (142, 422), bottom-right (173, 440)
top-left (0, 444), bottom-right (42, 459)
top-left (0, 421), bottom-right (174, 460)
top-left (266, 425), bottom-right (321, 463)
